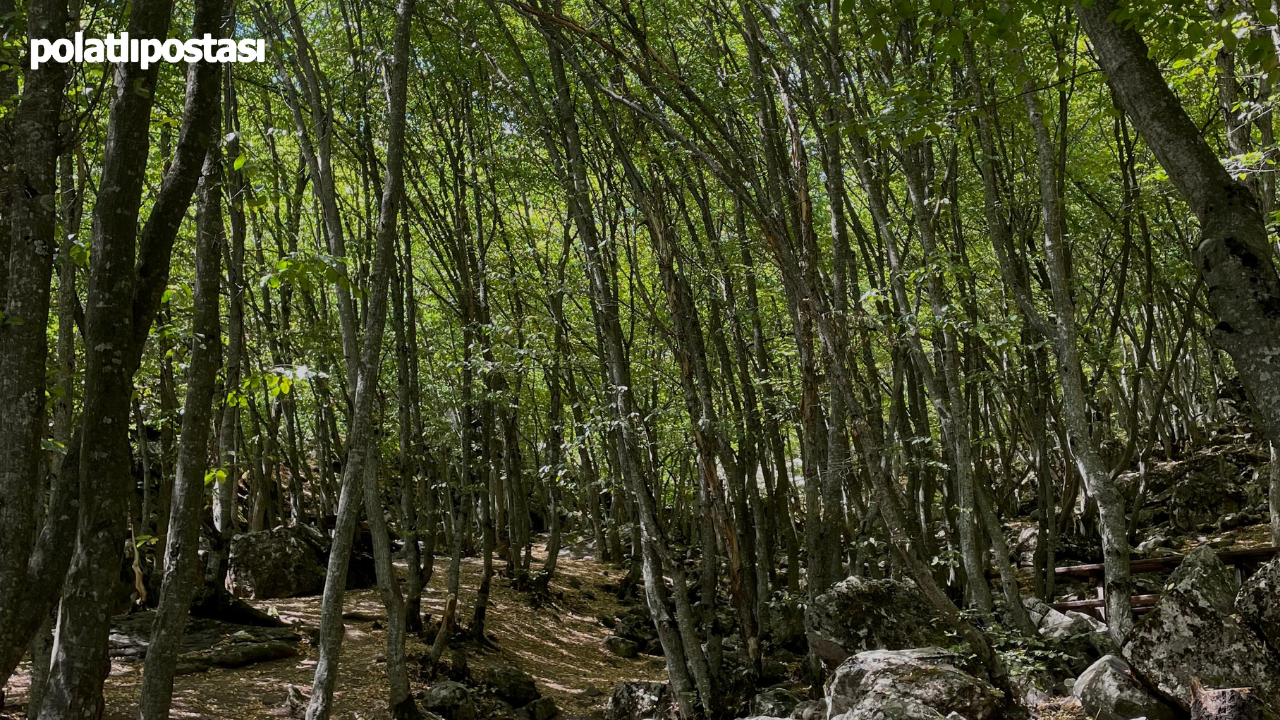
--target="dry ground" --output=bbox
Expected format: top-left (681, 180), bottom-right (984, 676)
top-left (3, 542), bottom-right (664, 720)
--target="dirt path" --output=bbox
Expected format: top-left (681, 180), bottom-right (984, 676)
top-left (3, 543), bottom-right (664, 720)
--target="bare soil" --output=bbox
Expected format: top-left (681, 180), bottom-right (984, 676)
top-left (3, 543), bottom-right (663, 720)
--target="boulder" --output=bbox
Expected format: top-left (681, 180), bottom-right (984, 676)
top-left (828, 698), bottom-right (947, 720)
top-left (1166, 546), bottom-right (1240, 614)
top-left (805, 577), bottom-right (948, 668)
top-left (1237, 556), bottom-right (1280, 652)
top-left (750, 688), bottom-right (799, 717)
top-left (1190, 680), bottom-right (1280, 720)
top-left (476, 664), bottom-right (541, 706)
top-left (227, 527), bottom-right (326, 599)
top-left (1073, 654), bottom-right (1178, 720)
top-left (424, 681), bottom-right (477, 720)
top-left (108, 610), bottom-right (302, 675)
top-left (761, 595), bottom-right (806, 650)
top-left (760, 658), bottom-right (788, 685)
top-left (1037, 607), bottom-right (1107, 639)
top-left (604, 681), bottom-right (675, 720)
top-left (614, 613), bottom-right (658, 648)
top-left (1169, 470), bottom-right (1247, 532)
top-left (1136, 533), bottom-right (1172, 556)
top-left (603, 635), bottom-right (639, 658)
top-left (1022, 598), bottom-right (1116, 676)
top-left (346, 550), bottom-right (378, 590)
top-left (1014, 526), bottom-right (1038, 567)
top-left (1009, 671), bottom-right (1054, 710)
top-left (292, 522), bottom-right (377, 590)
top-left (825, 648), bottom-right (1002, 720)
top-left (522, 696), bottom-right (558, 720)
top-left (1124, 546), bottom-right (1280, 710)
top-left (788, 699), bottom-right (826, 720)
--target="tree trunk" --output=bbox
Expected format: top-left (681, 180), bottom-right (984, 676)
top-left (1021, 62), bottom-right (1134, 643)
top-left (1076, 0), bottom-right (1280, 452)
top-left (39, 0), bottom-right (224, 709)
top-left (0, 0), bottom-right (67, 654)
top-left (305, 0), bottom-right (415, 711)
top-left (138, 115), bottom-right (226, 720)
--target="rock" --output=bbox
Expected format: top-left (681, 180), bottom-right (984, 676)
top-left (227, 527), bottom-right (326, 599)
top-left (829, 698), bottom-right (948, 720)
top-left (582, 685), bottom-right (602, 698)
top-left (173, 640), bottom-right (298, 675)
top-left (1024, 596), bottom-right (1108, 640)
top-left (1137, 534), bottom-right (1171, 555)
top-left (1124, 546), bottom-right (1280, 710)
top-left (1171, 471), bottom-right (1247, 532)
top-left (1037, 607), bottom-right (1106, 639)
top-left (524, 696), bottom-right (559, 720)
top-left (825, 648), bottom-right (1002, 720)
top-left (788, 699), bottom-right (826, 720)
top-left (604, 682), bottom-right (674, 720)
top-left (761, 595), bottom-right (806, 650)
top-left (1014, 526), bottom-right (1039, 567)
top-left (1056, 532), bottom-right (1103, 564)
top-left (283, 684), bottom-right (308, 718)
top-left (1190, 678), bottom-right (1280, 720)
top-left (1009, 671), bottom-right (1054, 709)
top-left (760, 658), bottom-right (788, 684)
top-left (614, 613), bottom-right (657, 647)
top-left (804, 577), bottom-right (948, 668)
top-left (107, 610), bottom-right (302, 674)
top-left (476, 664), bottom-right (541, 706)
top-left (750, 688), bottom-right (799, 717)
top-left (603, 634), bottom-right (639, 658)
top-left (1218, 512), bottom-right (1254, 531)
top-left (1023, 597), bottom-right (1054, 626)
top-left (424, 681), bottom-right (477, 720)
top-left (1073, 654), bottom-right (1178, 720)
top-left (1237, 556), bottom-right (1280, 652)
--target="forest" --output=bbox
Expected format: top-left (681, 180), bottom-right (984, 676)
top-left (4, 0), bottom-right (1280, 718)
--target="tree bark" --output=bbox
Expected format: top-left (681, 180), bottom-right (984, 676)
top-left (138, 108), bottom-right (226, 720)
top-left (0, 0), bottom-right (67, 654)
top-left (38, 0), bottom-right (224, 710)
top-left (305, 0), bottom-right (415, 712)
top-left (1076, 0), bottom-right (1280, 453)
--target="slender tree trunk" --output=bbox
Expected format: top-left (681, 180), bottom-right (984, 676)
top-left (216, 66), bottom-right (247, 552)
top-left (1020, 67), bottom-right (1133, 642)
top-left (138, 122), bottom-right (226, 720)
top-left (540, 22), bottom-right (703, 714)
top-left (305, 0), bottom-right (415, 710)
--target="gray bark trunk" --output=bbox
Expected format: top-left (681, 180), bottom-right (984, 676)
top-left (1076, 0), bottom-right (1280, 452)
top-left (138, 117), bottom-right (226, 720)
top-left (305, 0), bottom-right (414, 711)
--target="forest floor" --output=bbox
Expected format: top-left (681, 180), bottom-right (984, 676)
top-left (2, 543), bottom-right (665, 720)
